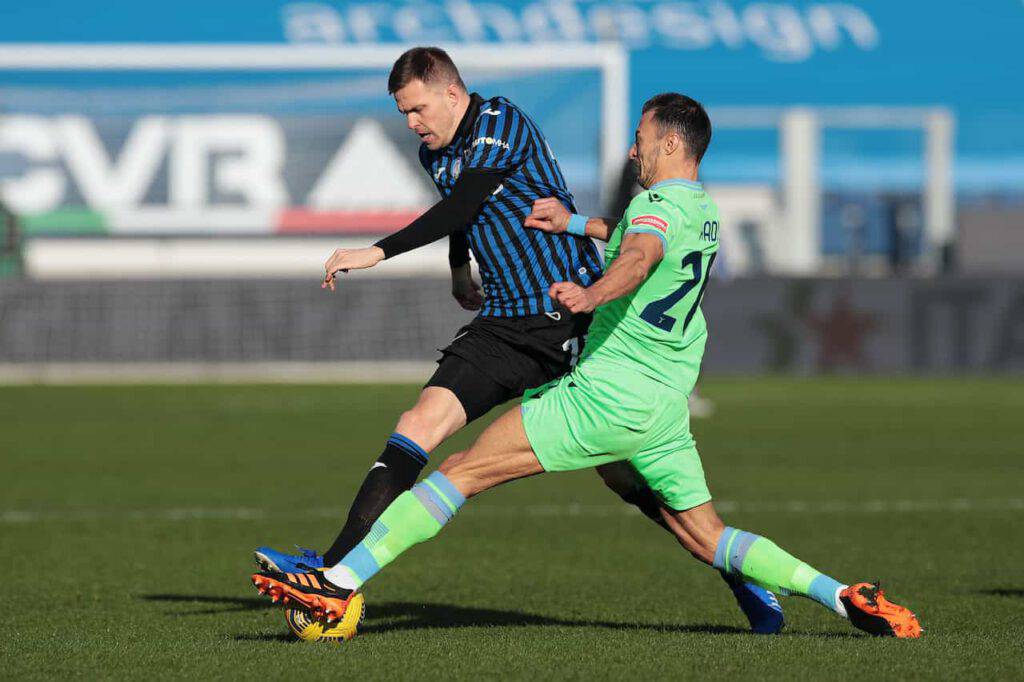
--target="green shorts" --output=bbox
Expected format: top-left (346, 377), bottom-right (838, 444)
top-left (521, 359), bottom-right (711, 511)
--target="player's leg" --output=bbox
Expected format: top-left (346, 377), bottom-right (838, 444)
top-left (316, 349), bottom-right (512, 564)
top-left (315, 346), bottom-right (655, 589)
top-left (252, 362), bottom-right (650, 618)
top-left (665, 503), bottom-right (920, 636)
top-left (253, 406), bottom-right (543, 620)
top-left (318, 384), bottom-right (469, 565)
top-left (254, 335), bottom-right (515, 573)
top-left (595, 462), bottom-right (671, 531)
top-left (324, 406), bottom-right (541, 589)
top-left (634, 443), bottom-right (921, 638)
top-left (253, 384), bottom-right (465, 572)
top-left (314, 313), bottom-right (577, 566)
top-left (624, 424), bottom-right (786, 634)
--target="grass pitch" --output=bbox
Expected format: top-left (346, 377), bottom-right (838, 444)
top-left (2, 378), bottom-right (1022, 680)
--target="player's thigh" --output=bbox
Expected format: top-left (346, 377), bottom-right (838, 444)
top-left (439, 406), bottom-right (544, 498)
top-left (425, 351), bottom-right (517, 425)
top-left (522, 366), bottom-right (653, 473)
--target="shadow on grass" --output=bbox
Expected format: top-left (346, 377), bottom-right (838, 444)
top-left (146, 594), bottom-right (861, 639)
top-left (358, 601), bottom-right (748, 636)
top-left (234, 633), bottom-right (297, 643)
top-left (977, 588), bottom-right (1024, 598)
top-left (141, 593), bottom-right (271, 615)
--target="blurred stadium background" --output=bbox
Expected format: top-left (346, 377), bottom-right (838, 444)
top-left (1, 0), bottom-right (1021, 381)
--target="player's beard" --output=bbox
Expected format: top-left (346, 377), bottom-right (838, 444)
top-left (635, 148), bottom-right (660, 189)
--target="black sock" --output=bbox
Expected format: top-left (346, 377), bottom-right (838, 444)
top-left (619, 485), bottom-right (671, 533)
top-left (322, 433), bottom-right (428, 565)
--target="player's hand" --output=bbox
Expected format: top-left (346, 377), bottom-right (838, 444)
top-left (322, 246), bottom-right (385, 291)
top-left (451, 263), bottom-right (484, 311)
top-left (525, 197), bottom-right (571, 234)
top-left (549, 281), bottom-right (599, 313)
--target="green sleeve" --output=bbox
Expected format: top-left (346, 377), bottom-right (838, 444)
top-left (622, 191), bottom-right (678, 253)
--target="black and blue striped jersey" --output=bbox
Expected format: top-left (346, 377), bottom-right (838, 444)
top-left (419, 93), bottom-right (603, 318)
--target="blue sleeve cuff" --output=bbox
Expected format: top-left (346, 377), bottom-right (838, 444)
top-left (567, 214), bottom-right (589, 236)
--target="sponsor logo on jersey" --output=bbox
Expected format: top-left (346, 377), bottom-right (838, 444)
top-left (471, 136), bottom-right (511, 151)
top-left (631, 214), bottom-right (669, 233)
top-left (480, 108), bottom-right (502, 116)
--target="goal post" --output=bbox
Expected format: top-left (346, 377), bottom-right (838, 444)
top-left (709, 105), bottom-right (956, 276)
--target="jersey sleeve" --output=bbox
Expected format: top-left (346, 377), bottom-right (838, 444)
top-left (462, 100), bottom-right (532, 172)
top-left (623, 191), bottom-right (679, 253)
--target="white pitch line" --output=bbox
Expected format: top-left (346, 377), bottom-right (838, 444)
top-left (2, 498), bottom-right (1022, 524)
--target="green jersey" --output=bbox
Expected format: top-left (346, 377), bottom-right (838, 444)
top-left (581, 179), bottom-right (720, 395)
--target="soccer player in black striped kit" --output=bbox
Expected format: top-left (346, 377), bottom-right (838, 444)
top-left (254, 47), bottom-right (783, 633)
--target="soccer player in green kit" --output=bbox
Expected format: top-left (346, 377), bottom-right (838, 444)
top-left (253, 93), bottom-right (922, 639)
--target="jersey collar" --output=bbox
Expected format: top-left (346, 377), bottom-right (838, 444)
top-left (449, 92), bottom-right (484, 148)
top-left (650, 178), bottom-right (703, 191)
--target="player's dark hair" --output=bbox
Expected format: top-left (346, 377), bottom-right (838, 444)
top-left (641, 93), bottom-right (712, 163)
top-left (388, 47), bottom-right (467, 94)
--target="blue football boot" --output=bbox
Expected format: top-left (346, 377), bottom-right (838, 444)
top-left (253, 546), bottom-right (324, 573)
top-left (722, 572), bottom-right (785, 634)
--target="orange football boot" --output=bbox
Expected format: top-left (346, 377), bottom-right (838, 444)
top-left (840, 582), bottom-right (922, 638)
top-left (252, 570), bottom-right (357, 622)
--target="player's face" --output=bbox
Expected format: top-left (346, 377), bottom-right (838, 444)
top-left (394, 79), bottom-right (460, 150)
top-left (629, 111), bottom-right (662, 189)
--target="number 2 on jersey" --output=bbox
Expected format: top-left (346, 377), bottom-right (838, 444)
top-left (639, 251), bottom-right (716, 333)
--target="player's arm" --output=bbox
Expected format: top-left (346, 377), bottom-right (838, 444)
top-left (525, 197), bottom-right (618, 242)
top-left (549, 232), bottom-right (664, 313)
top-left (321, 170), bottom-right (503, 290)
top-left (448, 230), bottom-right (483, 310)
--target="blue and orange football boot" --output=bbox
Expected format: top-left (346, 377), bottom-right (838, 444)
top-left (721, 572), bottom-right (785, 634)
top-left (253, 546), bottom-right (324, 573)
top-left (840, 582), bottom-right (922, 638)
top-left (252, 569), bottom-right (357, 622)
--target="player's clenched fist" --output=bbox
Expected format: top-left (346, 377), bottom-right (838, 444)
top-left (524, 197), bottom-right (571, 234)
top-left (322, 246), bottom-right (385, 290)
top-left (549, 281), bottom-right (599, 313)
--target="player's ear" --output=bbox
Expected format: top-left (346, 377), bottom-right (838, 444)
top-left (446, 83), bottom-right (460, 109)
top-left (664, 132), bottom-right (681, 156)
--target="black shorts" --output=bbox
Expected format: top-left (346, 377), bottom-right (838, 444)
top-left (426, 309), bottom-right (591, 423)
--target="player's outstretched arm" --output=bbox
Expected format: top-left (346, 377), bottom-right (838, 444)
top-left (549, 232), bottom-right (664, 313)
top-left (525, 197), bottom-right (618, 242)
top-left (321, 170), bottom-right (503, 290)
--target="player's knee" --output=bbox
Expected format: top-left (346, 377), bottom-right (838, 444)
top-left (394, 408), bottom-right (444, 451)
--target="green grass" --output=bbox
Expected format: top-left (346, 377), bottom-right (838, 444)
top-left (2, 378), bottom-right (1022, 680)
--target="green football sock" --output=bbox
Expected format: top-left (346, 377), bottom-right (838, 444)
top-left (713, 527), bottom-right (848, 616)
top-left (324, 471), bottom-right (465, 590)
